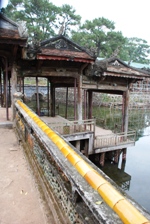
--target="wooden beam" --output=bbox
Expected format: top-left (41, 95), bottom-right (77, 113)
top-left (82, 83), bottom-right (127, 92)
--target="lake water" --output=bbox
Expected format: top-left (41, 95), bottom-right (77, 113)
top-left (126, 132), bottom-right (150, 212)
top-left (100, 114), bottom-right (150, 213)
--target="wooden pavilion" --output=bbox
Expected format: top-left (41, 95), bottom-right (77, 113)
top-left (1, 13), bottom-right (150, 166)
top-left (0, 13), bottom-right (27, 120)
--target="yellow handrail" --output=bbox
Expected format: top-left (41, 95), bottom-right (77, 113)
top-left (16, 100), bottom-right (150, 224)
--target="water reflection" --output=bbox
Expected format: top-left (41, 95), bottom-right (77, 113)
top-left (101, 161), bottom-right (131, 191)
top-left (99, 127), bottom-right (150, 213)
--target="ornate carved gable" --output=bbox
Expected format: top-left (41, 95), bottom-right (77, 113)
top-left (92, 57), bottom-right (150, 79)
top-left (0, 13), bottom-right (28, 42)
top-left (41, 35), bottom-right (85, 52)
top-left (34, 35), bottom-right (96, 63)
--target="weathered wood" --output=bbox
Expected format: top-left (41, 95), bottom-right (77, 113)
top-left (65, 87), bottom-right (68, 119)
top-left (100, 152), bottom-right (105, 166)
top-left (74, 78), bottom-right (77, 120)
top-left (122, 89), bottom-right (129, 133)
top-left (11, 63), bottom-right (17, 120)
top-left (36, 77), bottom-right (40, 116)
top-left (47, 79), bottom-right (50, 117)
top-left (88, 90), bottom-right (93, 119)
top-left (82, 83), bottom-right (127, 92)
top-left (5, 58), bottom-right (9, 120)
top-left (50, 83), bottom-right (55, 117)
top-left (22, 70), bottom-right (79, 78)
top-left (77, 75), bottom-right (82, 121)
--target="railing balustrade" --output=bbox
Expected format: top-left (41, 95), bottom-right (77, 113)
top-left (94, 131), bottom-right (136, 148)
top-left (47, 119), bottom-right (96, 135)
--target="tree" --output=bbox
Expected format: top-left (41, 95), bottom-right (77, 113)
top-left (72, 17), bottom-right (116, 57)
top-left (102, 31), bottom-right (126, 58)
top-left (124, 37), bottom-right (150, 64)
top-left (57, 4), bottom-right (81, 37)
top-left (3, 0), bottom-right (60, 41)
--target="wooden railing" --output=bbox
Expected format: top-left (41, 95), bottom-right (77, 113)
top-left (94, 131), bottom-right (136, 149)
top-left (47, 119), bottom-right (96, 135)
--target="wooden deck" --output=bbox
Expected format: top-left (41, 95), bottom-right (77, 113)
top-left (0, 108), bottom-right (135, 154)
top-left (41, 115), bottom-right (136, 154)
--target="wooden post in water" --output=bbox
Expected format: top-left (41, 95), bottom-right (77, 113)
top-left (84, 139), bottom-right (88, 157)
top-left (76, 140), bottom-right (80, 151)
top-left (122, 148), bottom-right (127, 161)
top-left (100, 152), bottom-right (105, 167)
top-left (114, 150), bottom-right (119, 163)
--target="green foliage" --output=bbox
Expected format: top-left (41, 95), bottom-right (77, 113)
top-left (58, 4), bottom-right (81, 37)
top-left (4, 0), bottom-right (60, 41)
top-left (1, 1), bottom-right (150, 63)
top-left (124, 37), bottom-right (150, 64)
top-left (72, 17), bottom-right (126, 58)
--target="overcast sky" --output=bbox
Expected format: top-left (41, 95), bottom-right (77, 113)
top-left (1, 0), bottom-right (150, 44)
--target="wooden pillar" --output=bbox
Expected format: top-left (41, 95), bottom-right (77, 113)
top-left (36, 77), bottom-right (40, 116)
top-left (107, 151), bottom-right (113, 161)
top-left (65, 87), bottom-right (68, 119)
top-left (122, 148), bottom-right (127, 161)
top-left (121, 160), bottom-right (126, 171)
top-left (19, 77), bottom-right (22, 92)
top-left (8, 75), bottom-right (11, 107)
top-left (114, 150), bottom-right (119, 164)
top-left (47, 79), bottom-right (50, 117)
top-left (50, 83), bottom-right (55, 117)
top-left (5, 58), bottom-right (9, 120)
top-left (77, 75), bottom-right (82, 121)
top-left (122, 89), bottom-right (129, 133)
top-left (11, 62), bottom-right (17, 120)
top-left (84, 139), bottom-right (88, 157)
top-left (84, 90), bottom-right (87, 120)
top-left (22, 77), bottom-right (24, 102)
top-left (76, 140), bottom-right (80, 151)
top-left (74, 78), bottom-right (77, 120)
top-left (100, 152), bottom-right (105, 167)
top-left (88, 90), bottom-right (93, 119)
top-left (0, 68), bottom-right (2, 107)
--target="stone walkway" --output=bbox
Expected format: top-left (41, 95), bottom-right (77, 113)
top-left (0, 128), bottom-right (47, 224)
top-left (0, 108), bottom-right (48, 224)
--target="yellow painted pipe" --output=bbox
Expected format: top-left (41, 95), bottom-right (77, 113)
top-left (55, 139), bottom-right (68, 151)
top-left (84, 170), bottom-right (108, 191)
top-left (61, 145), bottom-right (74, 157)
top-left (67, 151), bottom-right (82, 166)
top-left (113, 199), bottom-right (149, 224)
top-left (75, 160), bottom-right (93, 177)
top-left (17, 100), bottom-right (150, 224)
top-left (98, 183), bottom-right (124, 209)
